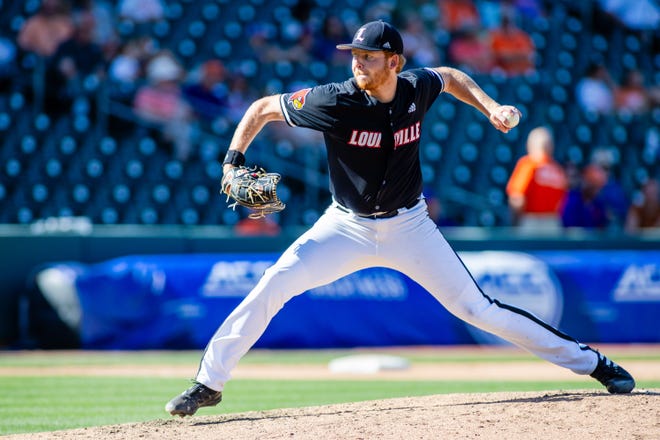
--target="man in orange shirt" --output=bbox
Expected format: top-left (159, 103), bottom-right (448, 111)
top-left (17, 0), bottom-right (74, 58)
top-left (489, 14), bottom-right (535, 76)
top-left (506, 127), bottom-right (567, 230)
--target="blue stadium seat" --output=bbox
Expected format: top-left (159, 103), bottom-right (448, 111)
top-left (422, 142), bottom-right (442, 162)
top-left (224, 21), bottom-right (243, 39)
top-left (152, 19), bottom-right (171, 38)
top-left (0, 112), bottom-right (11, 133)
top-left (16, 206), bottom-right (34, 224)
top-left (421, 164), bottom-right (435, 183)
top-left (44, 158), bottom-right (63, 179)
top-left (198, 139), bottom-right (221, 162)
top-left (494, 144), bottom-right (513, 164)
top-left (465, 122), bottom-right (484, 143)
top-left (100, 207), bottom-right (120, 225)
top-left (452, 165), bottom-right (471, 185)
top-left (191, 184), bottom-right (211, 205)
top-left (180, 207), bottom-right (200, 225)
top-left (550, 85), bottom-right (568, 104)
top-left (31, 183), bottom-right (49, 204)
top-left (71, 183), bottom-right (91, 205)
top-left (490, 165), bottom-right (509, 185)
top-left (163, 159), bottom-right (184, 181)
top-left (125, 158), bottom-right (144, 180)
top-left (486, 187), bottom-right (505, 207)
top-left (112, 184), bottom-right (132, 205)
top-left (85, 158), bottom-right (105, 179)
top-left (20, 134), bottom-right (37, 156)
top-left (139, 207), bottom-right (159, 225)
top-left (459, 143), bottom-right (479, 163)
top-left (204, 161), bottom-right (222, 180)
top-left (237, 5), bottom-right (256, 23)
top-left (515, 83), bottom-right (534, 103)
top-left (430, 122), bottom-right (449, 142)
top-left (213, 39), bottom-right (232, 58)
top-left (59, 136), bottom-right (78, 156)
top-left (4, 158), bottom-right (22, 178)
top-left (201, 3), bottom-right (220, 21)
top-left (152, 183), bottom-right (171, 204)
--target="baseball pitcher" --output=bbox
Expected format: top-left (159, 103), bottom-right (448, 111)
top-left (166, 20), bottom-right (634, 417)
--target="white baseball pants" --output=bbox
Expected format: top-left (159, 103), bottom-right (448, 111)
top-left (196, 200), bottom-right (598, 391)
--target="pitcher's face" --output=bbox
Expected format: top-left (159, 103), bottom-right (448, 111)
top-left (351, 49), bottom-right (393, 91)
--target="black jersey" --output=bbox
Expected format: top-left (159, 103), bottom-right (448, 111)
top-left (279, 67), bottom-right (445, 214)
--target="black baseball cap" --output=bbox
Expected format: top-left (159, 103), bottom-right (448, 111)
top-left (336, 20), bottom-right (404, 54)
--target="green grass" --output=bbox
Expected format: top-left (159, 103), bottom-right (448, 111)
top-left (0, 376), bottom-right (632, 436)
top-left (0, 349), bottom-right (658, 435)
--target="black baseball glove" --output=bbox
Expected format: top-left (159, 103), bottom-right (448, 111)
top-left (221, 166), bottom-right (285, 219)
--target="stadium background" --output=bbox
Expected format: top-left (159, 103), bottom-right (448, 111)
top-left (0, 0), bottom-right (659, 349)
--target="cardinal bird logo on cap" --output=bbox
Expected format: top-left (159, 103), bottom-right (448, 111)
top-left (288, 88), bottom-right (311, 110)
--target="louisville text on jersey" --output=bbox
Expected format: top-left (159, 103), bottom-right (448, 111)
top-left (347, 122), bottom-right (421, 149)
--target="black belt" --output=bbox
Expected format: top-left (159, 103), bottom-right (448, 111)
top-left (335, 199), bottom-right (419, 219)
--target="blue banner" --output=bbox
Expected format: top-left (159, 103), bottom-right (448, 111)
top-left (47, 250), bottom-right (660, 349)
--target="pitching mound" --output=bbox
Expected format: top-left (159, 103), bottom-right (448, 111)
top-left (7, 389), bottom-right (657, 440)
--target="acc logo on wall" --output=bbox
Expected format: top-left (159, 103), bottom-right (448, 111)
top-left (458, 251), bottom-right (564, 345)
top-left (613, 263), bottom-right (660, 302)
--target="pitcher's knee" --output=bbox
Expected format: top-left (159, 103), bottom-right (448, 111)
top-left (442, 285), bottom-right (493, 323)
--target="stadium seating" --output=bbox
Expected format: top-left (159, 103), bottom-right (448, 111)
top-left (0, 0), bottom-right (657, 227)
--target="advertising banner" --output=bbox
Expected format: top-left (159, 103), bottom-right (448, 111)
top-left (41, 250), bottom-right (660, 349)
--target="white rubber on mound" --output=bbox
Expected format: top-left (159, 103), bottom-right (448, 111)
top-left (328, 354), bottom-right (410, 374)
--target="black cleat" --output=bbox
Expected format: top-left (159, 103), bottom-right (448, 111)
top-left (165, 382), bottom-right (222, 417)
top-left (589, 352), bottom-right (635, 394)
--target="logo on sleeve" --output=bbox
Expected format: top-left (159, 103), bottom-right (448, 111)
top-left (288, 88), bottom-right (311, 110)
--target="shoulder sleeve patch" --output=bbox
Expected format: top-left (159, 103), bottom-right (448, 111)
top-left (288, 88), bottom-right (312, 110)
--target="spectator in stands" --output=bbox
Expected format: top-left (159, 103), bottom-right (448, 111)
top-left (117, 0), bottom-right (164, 24)
top-left (0, 37), bottom-right (17, 94)
top-left (560, 164), bottom-right (609, 229)
top-left (438, 0), bottom-right (482, 35)
top-left (108, 36), bottom-right (155, 86)
top-left (133, 51), bottom-right (196, 161)
top-left (78, 0), bottom-right (119, 59)
top-left (476, 0), bottom-right (502, 29)
top-left (625, 178), bottom-right (660, 232)
top-left (234, 209), bottom-right (282, 237)
top-left (615, 69), bottom-right (654, 115)
top-left (481, 0), bottom-right (544, 29)
top-left (589, 147), bottom-right (629, 228)
top-left (312, 15), bottom-right (352, 67)
top-left (246, 21), bottom-right (311, 64)
top-left (399, 13), bottom-right (442, 68)
top-left (506, 127), bottom-right (567, 230)
top-left (506, 0), bottom-right (545, 21)
top-left (225, 74), bottom-right (258, 125)
top-left (596, 0), bottom-right (659, 31)
top-left (44, 10), bottom-right (105, 116)
top-left (107, 35), bottom-right (157, 103)
top-left (424, 188), bottom-right (459, 227)
top-left (182, 59), bottom-right (229, 124)
top-left (489, 12), bottom-right (536, 76)
top-left (448, 27), bottom-right (494, 74)
top-left (575, 62), bottom-right (616, 115)
top-left (17, 0), bottom-right (74, 58)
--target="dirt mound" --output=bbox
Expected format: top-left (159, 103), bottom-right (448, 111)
top-left (7, 389), bottom-right (658, 440)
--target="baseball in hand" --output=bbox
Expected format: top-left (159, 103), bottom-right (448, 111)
top-left (504, 111), bottom-right (520, 128)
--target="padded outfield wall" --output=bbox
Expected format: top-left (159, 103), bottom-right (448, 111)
top-left (1, 224), bottom-right (659, 348)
